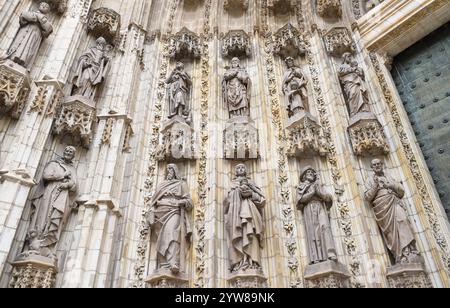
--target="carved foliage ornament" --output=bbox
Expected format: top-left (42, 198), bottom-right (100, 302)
top-left (316, 0), bottom-right (343, 19)
top-left (273, 23), bottom-right (306, 59)
top-left (221, 30), bottom-right (251, 58)
top-left (0, 61), bottom-right (30, 119)
top-left (323, 27), bottom-right (355, 57)
top-left (87, 7), bottom-right (121, 44)
top-left (168, 27), bottom-right (202, 60)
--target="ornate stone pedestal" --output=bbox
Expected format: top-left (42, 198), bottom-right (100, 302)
top-left (0, 60), bottom-right (31, 119)
top-left (53, 95), bottom-right (97, 148)
top-left (286, 111), bottom-right (328, 157)
top-left (9, 255), bottom-right (57, 288)
top-left (145, 269), bottom-right (189, 288)
top-left (227, 269), bottom-right (268, 288)
top-left (157, 115), bottom-right (196, 161)
top-left (317, 0), bottom-right (343, 18)
top-left (224, 116), bottom-right (259, 160)
top-left (348, 112), bottom-right (389, 156)
top-left (386, 263), bottom-right (432, 288)
top-left (304, 260), bottom-right (351, 288)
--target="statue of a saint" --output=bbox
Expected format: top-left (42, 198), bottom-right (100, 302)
top-left (296, 166), bottom-right (337, 264)
top-left (365, 159), bottom-right (420, 264)
top-left (23, 146), bottom-right (78, 260)
top-left (224, 164), bottom-right (266, 273)
top-left (71, 37), bottom-right (111, 100)
top-left (222, 58), bottom-right (251, 118)
top-left (2, 2), bottom-right (53, 70)
top-left (148, 164), bottom-right (193, 274)
top-left (166, 62), bottom-right (192, 119)
top-left (338, 52), bottom-right (371, 118)
top-left (282, 57), bottom-right (309, 117)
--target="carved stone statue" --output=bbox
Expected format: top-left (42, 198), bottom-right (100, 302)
top-left (338, 52), bottom-right (371, 118)
top-left (2, 2), bottom-right (53, 70)
top-left (296, 166), bottom-right (337, 264)
top-left (365, 159), bottom-right (420, 264)
top-left (148, 164), bottom-right (193, 274)
top-left (23, 146), bottom-right (78, 260)
top-left (283, 57), bottom-right (309, 117)
top-left (71, 37), bottom-right (111, 100)
top-left (222, 57), bottom-right (251, 118)
top-left (224, 164), bottom-right (266, 273)
top-left (166, 62), bottom-right (192, 119)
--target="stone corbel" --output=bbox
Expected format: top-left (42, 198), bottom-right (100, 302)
top-left (348, 112), bottom-right (389, 157)
top-left (223, 117), bottom-right (259, 160)
top-left (87, 7), bottom-right (121, 44)
top-left (267, 0), bottom-right (298, 15)
top-left (224, 0), bottom-right (249, 12)
top-left (0, 60), bottom-right (31, 120)
top-left (323, 27), bottom-right (356, 57)
top-left (0, 168), bottom-right (37, 187)
top-left (34, 0), bottom-right (68, 14)
top-left (316, 0), bottom-right (343, 19)
top-left (221, 30), bottom-right (252, 58)
top-left (168, 27), bottom-right (202, 60)
top-left (156, 116), bottom-right (197, 161)
top-left (273, 23), bottom-right (306, 59)
top-left (29, 77), bottom-right (65, 117)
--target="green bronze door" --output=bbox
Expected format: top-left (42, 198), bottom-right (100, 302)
top-left (391, 23), bottom-right (450, 220)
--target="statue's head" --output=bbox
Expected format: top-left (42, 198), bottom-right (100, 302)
top-left (176, 62), bottom-right (185, 71)
top-left (231, 57), bottom-right (241, 69)
top-left (285, 57), bottom-right (295, 68)
top-left (290, 80), bottom-right (300, 90)
top-left (300, 166), bottom-right (317, 183)
top-left (39, 2), bottom-right (51, 14)
top-left (342, 52), bottom-right (354, 64)
top-left (96, 37), bottom-right (107, 48)
top-left (371, 159), bottom-right (384, 175)
top-left (235, 164), bottom-right (247, 177)
top-left (63, 146), bottom-right (76, 163)
top-left (166, 164), bottom-right (180, 181)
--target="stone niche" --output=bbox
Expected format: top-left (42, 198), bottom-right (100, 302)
top-left (228, 269), bottom-right (268, 288)
top-left (304, 260), bottom-right (351, 288)
top-left (34, 0), bottom-right (67, 14)
top-left (224, 0), bottom-right (249, 12)
top-left (386, 263), bottom-right (432, 289)
top-left (0, 60), bottom-right (31, 120)
top-left (156, 115), bottom-right (197, 161)
top-left (9, 255), bottom-right (57, 288)
top-left (273, 23), bottom-right (306, 59)
top-left (348, 112), bottom-right (389, 157)
top-left (224, 116), bottom-right (259, 160)
top-left (88, 7), bottom-right (121, 44)
top-left (323, 27), bottom-right (355, 57)
top-left (316, 0), bottom-right (343, 19)
top-left (53, 95), bottom-right (97, 148)
top-left (221, 30), bottom-right (252, 59)
top-left (267, 0), bottom-right (297, 15)
top-left (286, 111), bottom-right (328, 158)
top-left (168, 27), bottom-right (202, 60)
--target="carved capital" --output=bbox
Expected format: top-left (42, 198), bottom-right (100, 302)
top-left (0, 60), bottom-right (31, 120)
top-left (221, 30), bottom-right (251, 58)
top-left (88, 7), bottom-right (121, 44)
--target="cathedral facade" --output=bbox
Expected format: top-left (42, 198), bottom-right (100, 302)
top-left (0, 0), bottom-right (449, 288)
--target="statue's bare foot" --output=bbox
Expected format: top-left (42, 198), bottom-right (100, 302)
top-left (171, 264), bottom-right (180, 274)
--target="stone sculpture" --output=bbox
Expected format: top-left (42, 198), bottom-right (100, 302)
top-left (148, 164), bottom-right (193, 274)
top-left (296, 166), bottom-right (337, 264)
top-left (166, 62), bottom-right (192, 119)
top-left (222, 57), bottom-right (251, 118)
top-left (365, 159), bottom-right (420, 264)
top-left (283, 57), bottom-right (309, 117)
top-left (224, 164), bottom-right (266, 273)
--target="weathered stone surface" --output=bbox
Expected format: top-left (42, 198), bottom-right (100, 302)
top-left (0, 60), bottom-right (30, 119)
top-left (304, 260), bottom-right (351, 288)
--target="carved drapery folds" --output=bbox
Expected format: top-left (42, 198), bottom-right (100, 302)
top-left (87, 7), bottom-right (121, 44)
top-left (34, 0), bottom-right (68, 14)
top-left (53, 96), bottom-right (96, 148)
top-left (316, 0), bottom-right (342, 19)
top-left (323, 27), bottom-right (355, 57)
top-left (168, 27), bottom-right (202, 60)
top-left (223, 0), bottom-right (249, 12)
top-left (0, 60), bottom-right (31, 119)
top-left (273, 23), bottom-right (306, 59)
top-left (221, 30), bottom-right (251, 59)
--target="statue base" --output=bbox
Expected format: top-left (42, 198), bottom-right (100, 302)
top-left (0, 59), bottom-right (31, 119)
top-left (348, 112), bottom-right (389, 157)
top-left (145, 269), bottom-right (190, 288)
top-left (386, 263), bottom-right (432, 288)
top-left (157, 115), bottom-right (196, 161)
top-left (304, 260), bottom-right (351, 288)
top-left (53, 95), bottom-right (97, 148)
top-left (286, 111), bottom-right (328, 157)
top-left (9, 255), bottom-right (58, 288)
top-left (227, 269), bottom-right (268, 288)
top-left (224, 116), bottom-right (259, 160)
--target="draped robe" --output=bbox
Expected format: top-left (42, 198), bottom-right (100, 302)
top-left (338, 64), bottom-right (371, 117)
top-left (166, 70), bottom-right (191, 118)
top-left (224, 177), bottom-right (265, 271)
top-left (222, 67), bottom-right (250, 117)
top-left (282, 67), bottom-right (309, 115)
